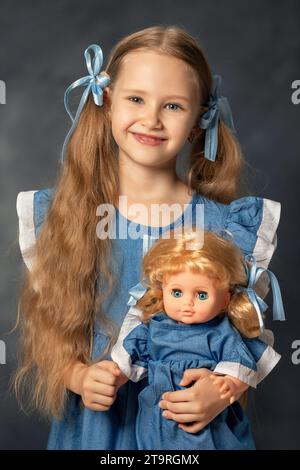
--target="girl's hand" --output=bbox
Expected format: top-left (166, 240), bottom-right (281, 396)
top-left (76, 360), bottom-right (127, 412)
top-left (159, 368), bottom-right (248, 434)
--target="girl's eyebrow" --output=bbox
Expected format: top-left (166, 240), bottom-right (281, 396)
top-left (121, 89), bottom-right (190, 102)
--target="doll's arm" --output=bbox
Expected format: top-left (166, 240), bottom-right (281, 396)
top-left (209, 374), bottom-right (248, 404)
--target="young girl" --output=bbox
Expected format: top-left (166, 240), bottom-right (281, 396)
top-left (111, 229), bottom-right (284, 450)
top-left (15, 25), bottom-right (281, 450)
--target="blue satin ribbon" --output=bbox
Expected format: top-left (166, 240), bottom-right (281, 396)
top-left (61, 44), bottom-right (110, 163)
top-left (127, 281), bottom-right (148, 307)
top-left (235, 254), bottom-right (285, 331)
top-left (199, 74), bottom-right (236, 162)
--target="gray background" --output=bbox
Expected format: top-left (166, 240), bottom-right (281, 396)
top-left (0, 0), bottom-right (299, 450)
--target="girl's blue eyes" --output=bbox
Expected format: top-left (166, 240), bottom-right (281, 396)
top-left (128, 96), bottom-right (182, 111)
top-left (171, 289), bottom-right (208, 300)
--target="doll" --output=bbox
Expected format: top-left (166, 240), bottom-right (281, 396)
top-left (111, 229), bottom-right (285, 450)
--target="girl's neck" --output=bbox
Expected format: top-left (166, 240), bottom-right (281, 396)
top-left (118, 157), bottom-right (191, 206)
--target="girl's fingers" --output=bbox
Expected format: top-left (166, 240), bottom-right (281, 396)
top-left (159, 399), bottom-right (200, 414)
top-left (179, 421), bottom-right (207, 434)
top-left (162, 411), bottom-right (198, 424)
top-left (90, 382), bottom-right (116, 397)
top-left (91, 367), bottom-right (119, 386)
top-left (90, 393), bottom-right (116, 406)
top-left (87, 403), bottom-right (111, 412)
top-left (161, 388), bottom-right (194, 403)
top-left (180, 368), bottom-right (211, 386)
top-left (96, 361), bottom-right (120, 376)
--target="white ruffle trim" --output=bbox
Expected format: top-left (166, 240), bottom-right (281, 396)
top-left (253, 198), bottom-right (281, 299)
top-left (111, 306), bottom-right (147, 382)
top-left (16, 190), bottom-right (37, 271)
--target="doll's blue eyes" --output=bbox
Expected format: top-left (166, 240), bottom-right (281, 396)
top-left (171, 289), bottom-right (208, 300)
top-left (197, 292), bottom-right (208, 300)
top-left (171, 289), bottom-right (183, 298)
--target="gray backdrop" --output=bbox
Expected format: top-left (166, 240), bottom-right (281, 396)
top-left (0, 0), bottom-right (299, 450)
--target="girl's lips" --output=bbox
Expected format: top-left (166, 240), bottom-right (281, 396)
top-left (132, 132), bottom-right (166, 146)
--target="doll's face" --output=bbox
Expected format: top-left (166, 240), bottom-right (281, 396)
top-left (106, 50), bottom-right (201, 170)
top-left (162, 270), bottom-right (231, 324)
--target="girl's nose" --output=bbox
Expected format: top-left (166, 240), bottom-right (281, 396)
top-left (141, 107), bottom-right (162, 128)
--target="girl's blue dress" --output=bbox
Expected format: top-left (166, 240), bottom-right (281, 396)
top-left (120, 311), bottom-right (278, 450)
top-left (16, 189), bottom-right (281, 449)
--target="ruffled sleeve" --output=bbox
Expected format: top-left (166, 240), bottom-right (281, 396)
top-left (111, 306), bottom-right (148, 382)
top-left (16, 188), bottom-right (54, 270)
top-left (123, 323), bottom-right (150, 368)
top-left (224, 196), bottom-right (281, 301)
top-left (214, 337), bottom-right (281, 388)
top-left (224, 196), bottom-right (281, 269)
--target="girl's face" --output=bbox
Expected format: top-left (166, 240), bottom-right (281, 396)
top-left (106, 50), bottom-right (201, 168)
top-left (162, 270), bottom-right (230, 324)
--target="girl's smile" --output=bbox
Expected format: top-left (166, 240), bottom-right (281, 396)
top-left (132, 132), bottom-right (167, 146)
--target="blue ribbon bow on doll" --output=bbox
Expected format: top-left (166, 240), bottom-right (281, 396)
top-left (127, 281), bottom-right (149, 307)
top-left (61, 44), bottom-right (110, 163)
top-left (127, 253), bottom-right (285, 333)
top-left (198, 74), bottom-right (236, 162)
top-left (235, 254), bottom-right (285, 331)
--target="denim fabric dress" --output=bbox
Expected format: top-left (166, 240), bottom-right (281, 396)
top-left (120, 312), bottom-right (280, 450)
top-left (16, 188), bottom-right (281, 450)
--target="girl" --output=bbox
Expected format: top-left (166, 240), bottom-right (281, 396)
top-left (111, 229), bottom-right (284, 450)
top-left (15, 25), bottom-right (281, 450)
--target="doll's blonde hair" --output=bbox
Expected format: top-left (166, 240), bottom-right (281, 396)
top-left (137, 229), bottom-right (260, 338)
top-left (15, 25), bottom-right (247, 418)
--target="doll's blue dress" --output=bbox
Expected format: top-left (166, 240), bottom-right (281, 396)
top-left (16, 189), bottom-right (281, 449)
top-left (120, 311), bottom-right (277, 450)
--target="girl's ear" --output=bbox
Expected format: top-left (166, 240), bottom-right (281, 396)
top-left (103, 87), bottom-right (112, 117)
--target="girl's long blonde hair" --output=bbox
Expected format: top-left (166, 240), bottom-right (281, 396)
top-left (15, 25), bottom-right (247, 418)
top-left (136, 229), bottom-right (260, 339)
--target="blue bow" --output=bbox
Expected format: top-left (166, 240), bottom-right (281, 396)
top-left (61, 44), bottom-right (110, 163)
top-left (198, 74), bottom-right (236, 162)
top-left (235, 254), bottom-right (285, 331)
top-left (127, 281), bottom-right (148, 307)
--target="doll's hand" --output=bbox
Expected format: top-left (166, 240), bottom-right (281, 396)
top-left (77, 360), bottom-right (127, 412)
top-left (159, 368), bottom-right (248, 434)
top-left (209, 374), bottom-right (240, 404)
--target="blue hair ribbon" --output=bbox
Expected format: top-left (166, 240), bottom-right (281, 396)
top-left (61, 44), bottom-right (110, 164)
top-left (199, 74), bottom-right (236, 162)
